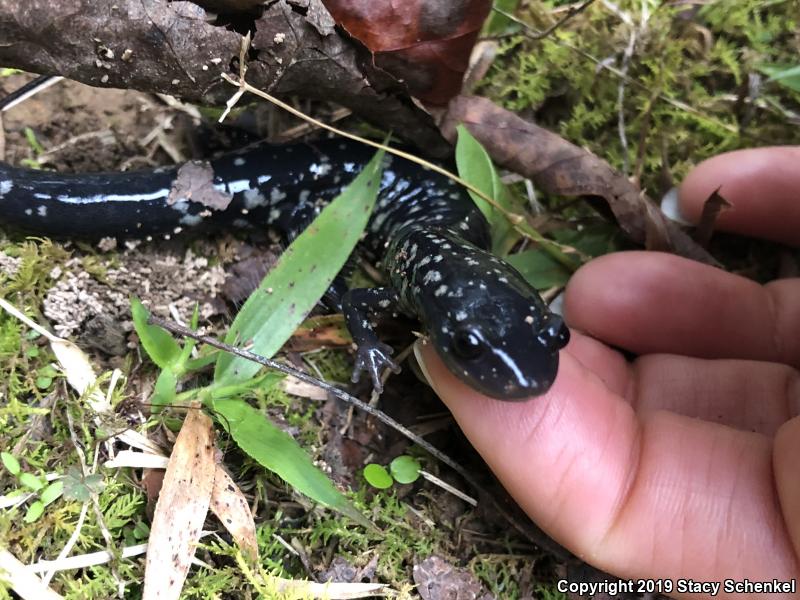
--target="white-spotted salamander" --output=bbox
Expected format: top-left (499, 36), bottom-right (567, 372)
top-left (0, 140), bottom-right (569, 399)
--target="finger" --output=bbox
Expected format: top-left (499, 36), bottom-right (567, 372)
top-left (679, 146), bottom-right (800, 246)
top-left (631, 354), bottom-right (799, 436)
top-left (774, 417), bottom-right (800, 565)
top-left (417, 344), bottom-right (799, 593)
top-left (564, 251), bottom-right (800, 368)
top-left (565, 331), bottom-right (631, 397)
top-left (569, 333), bottom-right (797, 435)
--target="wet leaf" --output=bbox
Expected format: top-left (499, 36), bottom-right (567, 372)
top-left (215, 148), bottom-right (385, 385)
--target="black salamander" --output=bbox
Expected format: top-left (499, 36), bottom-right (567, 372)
top-left (0, 140), bottom-right (569, 399)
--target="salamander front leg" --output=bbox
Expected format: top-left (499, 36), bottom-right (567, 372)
top-left (341, 287), bottom-right (401, 393)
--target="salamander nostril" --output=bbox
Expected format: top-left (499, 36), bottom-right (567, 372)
top-left (540, 315), bottom-right (570, 351)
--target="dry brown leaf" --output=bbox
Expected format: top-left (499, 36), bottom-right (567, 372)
top-left (322, 0), bottom-right (492, 105)
top-left (209, 466), bottom-right (259, 562)
top-left (143, 406), bottom-right (215, 600)
top-left (439, 95), bottom-right (718, 265)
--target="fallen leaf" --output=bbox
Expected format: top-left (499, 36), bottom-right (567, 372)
top-left (168, 161), bottom-right (233, 211)
top-left (143, 406), bottom-right (216, 600)
top-left (322, 0), bottom-right (492, 105)
top-left (439, 95), bottom-right (718, 265)
top-left (210, 466), bottom-right (259, 561)
top-left (694, 187), bottom-right (732, 247)
top-left (413, 555), bottom-right (492, 600)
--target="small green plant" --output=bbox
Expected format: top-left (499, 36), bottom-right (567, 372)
top-left (363, 455), bottom-right (422, 489)
top-left (131, 147), bottom-right (388, 529)
top-left (1, 451), bottom-right (64, 522)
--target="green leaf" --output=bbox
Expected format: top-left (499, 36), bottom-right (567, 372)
top-left (363, 464), bottom-right (393, 489)
top-left (150, 368), bottom-right (178, 409)
top-left (455, 125), bottom-right (519, 254)
top-left (62, 467), bottom-right (105, 502)
top-left (1, 452), bottom-right (21, 476)
top-left (19, 472), bottom-right (44, 491)
top-left (35, 376), bottom-right (52, 390)
top-left (131, 298), bottom-right (183, 370)
top-left (758, 63), bottom-right (800, 92)
top-left (389, 456), bottom-right (421, 485)
top-left (506, 250), bottom-right (570, 289)
top-left (24, 501), bottom-right (44, 523)
top-left (215, 148), bottom-right (385, 385)
top-left (483, 0), bottom-right (521, 35)
top-left (212, 398), bottom-right (371, 528)
top-left (40, 481), bottom-right (63, 506)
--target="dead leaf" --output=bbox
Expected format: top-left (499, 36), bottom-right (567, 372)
top-left (694, 187), bottom-right (732, 247)
top-left (143, 406), bottom-right (216, 600)
top-left (439, 95), bottom-right (718, 265)
top-left (322, 0), bottom-right (492, 105)
top-left (210, 466), bottom-right (259, 561)
top-left (287, 314), bottom-right (351, 352)
top-left (413, 555), bottom-right (493, 600)
top-left (169, 161), bottom-right (233, 211)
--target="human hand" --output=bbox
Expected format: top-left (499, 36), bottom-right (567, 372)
top-left (416, 147), bottom-right (800, 598)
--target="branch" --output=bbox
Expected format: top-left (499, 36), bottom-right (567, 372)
top-left (0, 0), bottom-right (449, 153)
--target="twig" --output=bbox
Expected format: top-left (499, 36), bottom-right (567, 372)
top-left (219, 51), bottom-right (580, 271)
top-left (146, 315), bottom-right (568, 556)
top-left (492, 0), bottom-right (597, 40)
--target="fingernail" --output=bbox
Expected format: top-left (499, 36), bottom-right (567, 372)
top-left (412, 339), bottom-right (433, 387)
top-left (660, 186), bottom-right (693, 225)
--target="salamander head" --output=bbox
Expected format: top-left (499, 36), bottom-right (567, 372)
top-left (422, 264), bottom-right (569, 400)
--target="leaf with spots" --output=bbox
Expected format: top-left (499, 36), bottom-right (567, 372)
top-left (214, 147), bottom-right (385, 385)
top-left (322, 0), bottom-right (492, 105)
top-left (143, 406), bottom-right (216, 600)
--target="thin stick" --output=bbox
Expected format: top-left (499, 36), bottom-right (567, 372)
top-left (493, 0), bottom-right (597, 40)
top-left (219, 71), bottom-right (579, 270)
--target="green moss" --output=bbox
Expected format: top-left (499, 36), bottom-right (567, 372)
top-left (481, 0), bottom-right (800, 191)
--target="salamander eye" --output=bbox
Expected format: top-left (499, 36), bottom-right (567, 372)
top-left (452, 328), bottom-right (484, 360)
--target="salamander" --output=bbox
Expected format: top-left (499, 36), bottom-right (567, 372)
top-left (0, 139), bottom-right (569, 399)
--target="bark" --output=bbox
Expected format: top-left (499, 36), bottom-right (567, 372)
top-left (0, 0), bottom-right (449, 153)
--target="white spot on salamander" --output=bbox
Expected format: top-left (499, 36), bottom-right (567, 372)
top-left (309, 163), bottom-right (332, 178)
top-left (0, 180), bottom-right (14, 197)
top-left (455, 311), bottom-right (467, 321)
top-left (179, 213), bottom-right (203, 226)
top-left (233, 157), bottom-right (246, 167)
top-left (271, 187), bottom-right (286, 202)
top-left (37, 205), bottom-right (47, 217)
top-left (422, 270), bottom-right (442, 284)
top-left (243, 189), bottom-right (267, 209)
top-left (24, 208), bottom-right (32, 216)
top-left (434, 285), bottom-right (448, 297)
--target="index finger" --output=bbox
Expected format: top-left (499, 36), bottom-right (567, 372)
top-left (678, 146), bottom-right (800, 246)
